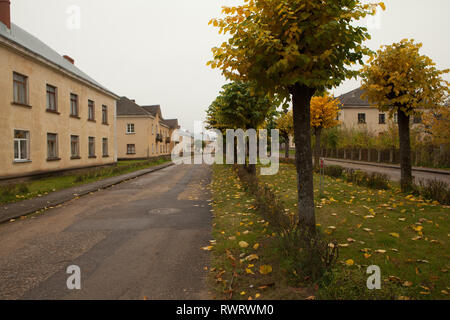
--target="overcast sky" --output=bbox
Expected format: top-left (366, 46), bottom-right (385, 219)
top-left (11, 0), bottom-right (450, 131)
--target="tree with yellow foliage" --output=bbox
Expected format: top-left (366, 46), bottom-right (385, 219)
top-left (422, 102), bottom-right (450, 147)
top-left (208, 0), bottom-right (383, 231)
top-left (275, 110), bottom-right (294, 159)
top-left (361, 39), bottom-right (449, 191)
top-left (310, 95), bottom-right (341, 169)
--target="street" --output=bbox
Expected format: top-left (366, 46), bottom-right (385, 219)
top-left (0, 164), bottom-right (212, 300)
top-left (324, 159), bottom-right (450, 185)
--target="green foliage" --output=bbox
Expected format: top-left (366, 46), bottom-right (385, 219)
top-left (323, 165), bottom-right (344, 178)
top-left (206, 81), bottom-right (276, 131)
top-left (345, 169), bottom-right (390, 190)
top-left (277, 228), bottom-right (338, 283)
top-left (417, 179), bottom-right (450, 205)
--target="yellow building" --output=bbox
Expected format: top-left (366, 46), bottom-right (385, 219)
top-left (0, 3), bottom-right (119, 180)
top-left (116, 98), bottom-right (179, 160)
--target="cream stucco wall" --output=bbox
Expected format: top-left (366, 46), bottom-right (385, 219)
top-left (116, 113), bottom-right (174, 160)
top-left (338, 106), bottom-right (390, 134)
top-left (0, 43), bottom-right (117, 179)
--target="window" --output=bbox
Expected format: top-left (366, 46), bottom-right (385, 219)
top-left (71, 135), bottom-right (80, 158)
top-left (46, 85), bottom-right (57, 111)
top-left (152, 124), bottom-right (154, 135)
top-left (88, 100), bottom-right (95, 120)
top-left (70, 94), bottom-right (79, 116)
top-left (127, 144), bottom-right (136, 155)
top-left (127, 123), bottom-right (135, 134)
top-left (379, 113), bottom-right (386, 124)
top-left (14, 130), bottom-right (30, 161)
top-left (13, 72), bottom-right (28, 104)
top-left (47, 133), bottom-right (59, 160)
top-left (102, 138), bottom-right (109, 157)
top-left (102, 105), bottom-right (108, 124)
top-left (413, 115), bottom-right (422, 124)
top-left (358, 113), bottom-right (366, 124)
top-left (393, 113), bottom-right (398, 124)
top-left (88, 137), bottom-right (96, 158)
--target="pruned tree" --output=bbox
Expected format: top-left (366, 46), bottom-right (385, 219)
top-left (310, 94), bottom-right (341, 169)
top-left (208, 0), bottom-right (383, 231)
top-left (361, 39), bottom-right (449, 191)
top-left (205, 81), bottom-right (276, 174)
top-left (276, 110), bottom-right (294, 159)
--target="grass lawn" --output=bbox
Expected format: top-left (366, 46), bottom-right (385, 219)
top-left (0, 158), bottom-right (168, 205)
top-left (210, 163), bottom-right (449, 300)
top-left (209, 164), bottom-right (313, 300)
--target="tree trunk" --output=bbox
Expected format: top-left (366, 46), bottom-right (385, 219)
top-left (290, 84), bottom-right (316, 232)
top-left (284, 133), bottom-right (290, 159)
top-left (398, 109), bottom-right (413, 191)
top-left (377, 150), bottom-right (381, 163)
top-left (358, 149), bottom-right (362, 161)
top-left (314, 127), bottom-right (322, 170)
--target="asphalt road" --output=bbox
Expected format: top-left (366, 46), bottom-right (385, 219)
top-left (324, 159), bottom-right (450, 185)
top-left (0, 164), bottom-right (213, 300)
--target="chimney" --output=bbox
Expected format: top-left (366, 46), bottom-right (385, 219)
top-left (0, 0), bottom-right (11, 29)
top-left (63, 55), bottom-right (75, 65)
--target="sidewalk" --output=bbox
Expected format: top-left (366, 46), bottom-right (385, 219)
top-left (324, 158), bottom-right (450, 176)
top-left (0, 162), bottom-right (174, 224)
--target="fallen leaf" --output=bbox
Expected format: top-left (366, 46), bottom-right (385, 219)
top-left (239, 241), bottom-right (249, 248)
top-left (345, 259), bottom-right (354, 266)
top-left (259, 265), bottom-right (273, 275)
top-left (402, 281), bottom-right (413, 287)
top-left (390, 233), bottom-right (400, 238)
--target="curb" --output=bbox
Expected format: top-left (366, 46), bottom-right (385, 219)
top-left (324, 158), bottom-right (450, 176)
top-left (0, 162), bottom-right (175, 224)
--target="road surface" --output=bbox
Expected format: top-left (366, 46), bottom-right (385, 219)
top-left (0, 164), bottom-right (212, 300)
top-left (324, 159), bottom-right (450, 185)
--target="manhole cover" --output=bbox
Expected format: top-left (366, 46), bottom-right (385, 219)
top-left (148, 208), bottom-right (181, 215)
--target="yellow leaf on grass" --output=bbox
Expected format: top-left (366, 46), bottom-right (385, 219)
top-left (259, 265), bottom-right (273, 275)
top-left (201, 246), bottom-right (213, 251)
top-left (245, 254), bottom-right (259, 261)
top-left (390, 233), bottom-right (400, 238)
top-left (253, 243), bottom-right (260, 250)
top-left (345, 259), bottom-right (354, 266)
top-left (239, 241), bottom-right (249, 248)
top-left (246, 268), bottom-right (254, 275)
top-left (403, 281), bottom-right (413, 287)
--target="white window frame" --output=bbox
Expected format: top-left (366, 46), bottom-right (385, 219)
top-left (71, 135), bottom-right (80, 158)
top-left (102, 138), bottom-right (109, 157)
top-left (14, 130), bottom-right (30, 162)
top-left (47, 133), bottom-right (59, 159)
top-left (127, 123), bottom-right (135, 134)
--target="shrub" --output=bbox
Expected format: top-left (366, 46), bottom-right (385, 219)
top-left (17, 184), bottom-right (30, 194)
top-left (0, 184), bottom-right (16, 197)
top-left (235, 165), bottom-right (294, 230)
top-left (323, 165), bottom-right (344, 178)
top-left (344, 169), bottom-right (390, 190)
top-left (277, 228), bottom-right (338, 282)
top-left (417, 179), bottom-right (450, 205)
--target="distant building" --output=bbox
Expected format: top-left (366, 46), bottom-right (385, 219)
top-left (0, 2), bottom-right (119, 180)
top-left (116, 97), bottom-right (179, 160)
top-left (336, 87), bottom-right (423, 134)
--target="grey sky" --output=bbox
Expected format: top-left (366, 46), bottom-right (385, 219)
top-left (11, 0), bottom-right (450, 131)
